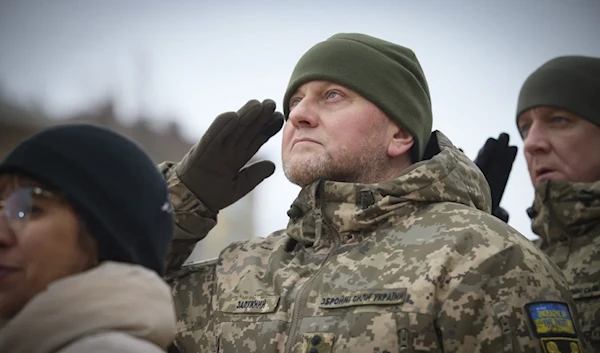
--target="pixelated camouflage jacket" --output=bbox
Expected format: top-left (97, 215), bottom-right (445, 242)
top-left (530, 180), bottom-right (600, 348)
top-left (160, 131), bottom-right (586, 353)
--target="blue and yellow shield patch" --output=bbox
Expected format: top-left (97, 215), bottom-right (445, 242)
top-left (524, 302), bottom-right (582, 353)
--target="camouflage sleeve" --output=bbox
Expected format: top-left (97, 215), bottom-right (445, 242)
top-left (158, 161), bottom-right (218, 273)
top-left (165, 260), bottom-right (218, 352)
top-left (437, 243), bottom-right (587, 352)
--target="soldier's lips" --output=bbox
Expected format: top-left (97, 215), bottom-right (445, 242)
top-left (534, 170), bottom-right (561, 185)
top-left (292, 138), bottom-right (320, 148)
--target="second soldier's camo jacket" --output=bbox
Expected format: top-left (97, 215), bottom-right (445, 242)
top-left (160, 131), bottom-right (587, 353)
top-left (530, 180), bottom-right (600, 350)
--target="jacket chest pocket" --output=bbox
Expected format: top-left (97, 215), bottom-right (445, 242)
top-left (216, 295), bottom-right (285, 353)
top-left (571, 285), bottom-right (600, 343)
top-left (296, 289), bottom-right (440, 353)
top-left (299, 311), bottom-right (400, 353)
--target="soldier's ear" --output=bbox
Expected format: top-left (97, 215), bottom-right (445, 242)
top-left (387, 126), bottom-right (414, 158)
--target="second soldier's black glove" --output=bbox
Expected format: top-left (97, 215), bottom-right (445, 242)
top-left (474, 133), bottom-right (518, 223)
top-left (175, 99), bottom-right (284, 213)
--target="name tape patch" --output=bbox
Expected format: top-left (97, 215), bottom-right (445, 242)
top-left (318, 288), bottom-right (406, 309)
top-left (219, 295), bottom-right (280, 314)
top-left (525, 302), bottom-right (576, 337)
top-left (570, 283), bottom-right (600, 299)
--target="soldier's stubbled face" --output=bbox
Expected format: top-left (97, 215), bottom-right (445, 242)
top-left (518, 107), bottom-right (600, 188)
top-left (282, 80), bottom-right (414, 187)
top-left (0, 173), bottom-right (98, 319)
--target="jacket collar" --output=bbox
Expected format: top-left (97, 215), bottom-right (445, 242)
top-left (0, 262), bottom-right (176, 353)
top-left (285, 131), bottom-right (491, 247)
top-left (530, 180), bottom-right (600, 243)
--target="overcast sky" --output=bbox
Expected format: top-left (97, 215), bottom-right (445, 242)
top-left (1, 0), bottom-right (600, 242)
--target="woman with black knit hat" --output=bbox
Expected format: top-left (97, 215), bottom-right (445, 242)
top-left (516, 55), bottom-right (600, 351)
top-left (0, 124), bottom-right (176, 352)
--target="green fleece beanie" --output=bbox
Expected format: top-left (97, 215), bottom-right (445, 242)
top-left (517, 55), bottom-right (600, 128)
top-left (283, 33), bottom-right (432, 161)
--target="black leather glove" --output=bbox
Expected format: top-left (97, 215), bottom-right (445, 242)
top-left (474, 133), bottom-right (518, 223)
top-left (494, 206), bottom-right (510, 223)
top-left (175, 99), bottom-right (284, 213)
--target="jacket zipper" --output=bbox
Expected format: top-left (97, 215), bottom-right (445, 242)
top-left (284, 182), bottom-right (341, 353)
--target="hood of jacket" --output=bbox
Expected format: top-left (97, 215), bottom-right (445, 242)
top-left (286, 130), bottom-right (492, 246)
